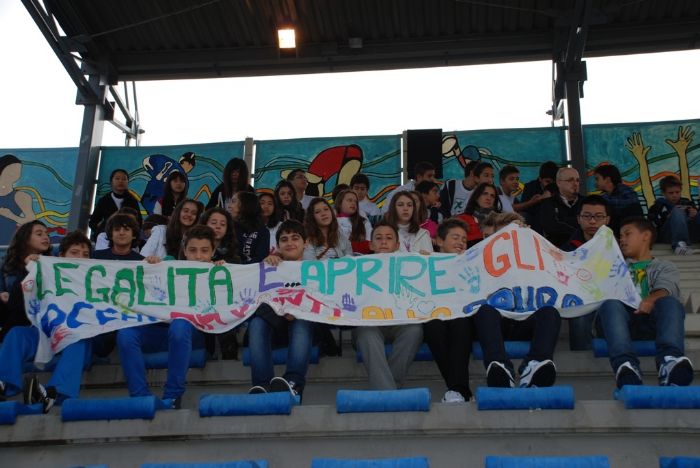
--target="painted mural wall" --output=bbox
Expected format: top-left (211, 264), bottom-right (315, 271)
top-left (584, 118), bottom-right (700, 211)
top-left (97, 141), bottom-right (245, 214)
top-left (0, 148), bottom-right (77, 247)
top-left (441, 127), bottom-right (568, 186)
top-left (253, 135), bottom-right (401, 206)
top-left (2, 118), bottom-right (698, 250)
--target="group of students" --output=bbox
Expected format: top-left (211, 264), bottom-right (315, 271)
top-left (0, 156), bottom-right (697, 412)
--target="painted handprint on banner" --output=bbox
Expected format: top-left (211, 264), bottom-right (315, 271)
top-left (146, 277), bottom-right (167, 302)
top-left (458, 266), bottom-right (481, 293)
top-left (341, 293), bottom-right (357, 312)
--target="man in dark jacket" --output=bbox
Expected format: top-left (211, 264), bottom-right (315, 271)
top-left (539, 167), bottom-right (583, 247)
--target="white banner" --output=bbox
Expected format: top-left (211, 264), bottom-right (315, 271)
top-left (22, 225), bottom-right (639, 363)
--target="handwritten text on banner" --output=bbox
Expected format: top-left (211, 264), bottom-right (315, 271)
top-left (23, 225), bottom-right (639, 363)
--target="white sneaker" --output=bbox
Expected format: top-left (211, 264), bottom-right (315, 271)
top-left (674, 242), bottom-right (696, 256)
top-left (441, 390), bottom-right (466, 403)
top-left (519, 360), bottom-right (556, 388)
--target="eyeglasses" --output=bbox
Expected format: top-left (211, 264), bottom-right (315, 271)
top-left (560, 178), bottom-right (580, 183)
top-left (579, 214), bottom-right (608, 221)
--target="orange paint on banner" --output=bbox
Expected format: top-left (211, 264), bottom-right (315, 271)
top-left (483, 230), bottom-right (545, 277)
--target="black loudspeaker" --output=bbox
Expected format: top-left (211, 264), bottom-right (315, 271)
top-left (406, 129), bottom-right (443, 179)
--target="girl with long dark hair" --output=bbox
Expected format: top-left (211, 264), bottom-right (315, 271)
top-left (229, 191), bottom-right (269, 264)
top-left (384, 191), bottom-right (433, 254)
top-left (1, 221), bottom-right (51, 335)
top-left (154, 171), bottom-right (188, 217)
top-left (274, 180), bottom-right (304, 222)
top-left (206, 158), bottom-right (254, 210)
top-left (141, 198), bottom-right (204, 259)
top-left (199, 207), bottom-right (240, 264)
top-left (259, 192), bottom-right (282, 254)
top-left (458, 182), bottom-right (502, 247)
top-left (335, 189), bottom-right (372, 255)
top-left (303, 197), bottom-right (352, 260)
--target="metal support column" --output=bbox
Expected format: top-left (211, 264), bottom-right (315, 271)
top-left (552, 0), bottom-right (592, 176)
top-left (68, 74), bottom-right (106, 232)
top-left (566, 70), bottom-right (586, 177)
top-left (244, 137), bottom-right (255, 186)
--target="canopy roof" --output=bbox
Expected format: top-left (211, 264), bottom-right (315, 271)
top-left (45, 0), bottom-right (700, 82)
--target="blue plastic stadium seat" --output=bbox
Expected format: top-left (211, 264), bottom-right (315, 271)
top-left (241, 346), bottom-right (319, 366)
top-left (472, 341), bottom-right (530, 360)
top-left (141, 462), bottom-right (268, 468)
top-left (311, 457), bottom-right (430, 468)
top-left (355, 343), bottom-right (433, 363)
top-left (477, 386), bottom-right (575, 410)
top-left (614, 386), bottom-right (700, 409)
top-left (484, 456), bottom-right (609, 468)
top-left (336, 388), bottom-right (431, 413)
top-left (199, 393), bottom-right (299, 417)
top-left (592, 338), bottom-right (655, 358)
top-left (660, 457), bottom-right (700, 468)
top-left (143, 348), bottom-right (207, 369)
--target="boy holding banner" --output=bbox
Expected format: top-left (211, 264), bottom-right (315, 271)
top-left (423, 218), bottom-right (474, 403)
top-left (472, 217), bottom-right (562, 388)
top-left (352, 221), bottom-right (424, 391)
top-left (562, 195), bottom-right (611, 351)
top-left (248, 220), bottom-right (314, 398)
top-left (116, 225), bottom-right (214, 409)
top-left (596, 217), bottom-right (694, 388)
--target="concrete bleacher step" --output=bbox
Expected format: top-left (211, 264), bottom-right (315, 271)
top-left (3, 400), bottom-right (700, 468)
top-left (46, 345), bottom-right (700, 391)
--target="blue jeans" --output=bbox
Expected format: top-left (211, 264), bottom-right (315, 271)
top-left (596, 297), bottom-right (685, 372)
top-left (659, 208), bottom-right (691, 248)
top-left (117, 320), bottom-right (200, 399)
top-left (568, 312), bottom-right (596, 350)
top-left (0, 326), bottom-right (91, 400)
top-left (248, 316), bottom-right (313, 393)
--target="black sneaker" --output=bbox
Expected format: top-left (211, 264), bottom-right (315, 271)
top-left (0, 380), bottom-right (6, 401)
top-left (615, 361), bottom-right (643, 389)
top-left (248, 385), bottom-right (268, 395)
top-left (23, 375), bottom-right (56, 413)
top-left (658, 355), bottom-right (694, 386)
top-left (486, 361), bottom-right (515, 388)
top-left (172, 397), bottom-right (182, 410)
top-left (42, 386), bottom-right (57, 413)
top-left (519, 360), bottom-right (557, 388)
top-left (270, 377), bottom-right (299, 396)
top-left (22, 374), bottom-right (38, 405)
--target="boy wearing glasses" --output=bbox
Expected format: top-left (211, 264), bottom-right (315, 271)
top-left (561, 195), bottom-right (611, 350)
